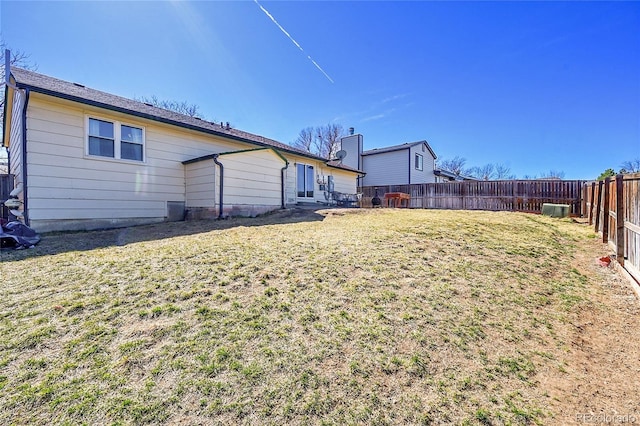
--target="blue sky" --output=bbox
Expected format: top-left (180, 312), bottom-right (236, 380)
top-left (1, 0), bottom-right (639, 179)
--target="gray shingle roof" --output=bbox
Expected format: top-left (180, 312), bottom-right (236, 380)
top-left (10, 68), bottom-right (362, 172)
top-left (434, 169), bottom-right (477, 181)
top-left (325, 160), bottom-right (365, 174)
top-left (362, 140), bottom-right (437, 159)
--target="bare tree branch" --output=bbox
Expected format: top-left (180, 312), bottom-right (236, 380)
top-left (292, 123), bottom-right (344, 159)
top-left (469, 164), bottom-right (494, 181)
top-left (1, 40), bottom-right (37, 157)
top-left (135, 95), bottom-right (204, 119)
top-left (292, 127), bottom-right (314, 153)
top-left (494, 163), bottom-right (515, 180)
top-left (319, 123), bottom-right (343, 159)
top-left (437, 156), bottom-right (469, 176)
top-left (620, 159), bottom-right (640, 173)
top-left (539, 170), bottom-right (565, 180)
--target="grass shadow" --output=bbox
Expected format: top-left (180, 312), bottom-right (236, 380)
top-left (0, 207), bottom-right (333, 261)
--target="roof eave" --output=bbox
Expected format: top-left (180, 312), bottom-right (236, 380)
top-left (362, 146), bottom-right (408, 156)
top-left (14, 81), bottom-right (329, 164)
top-left (326, 163), bottom-right (366, 175)
top-left (422, 141), bottom-right (437, 159)
top-left (2, 76), bottom-right (16, 148)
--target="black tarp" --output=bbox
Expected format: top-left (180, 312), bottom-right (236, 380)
top-left (0, 221), bottom-right (41, 250)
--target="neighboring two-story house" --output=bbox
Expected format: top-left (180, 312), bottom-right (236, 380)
top-left (340, 132), bottom-right (437, 187)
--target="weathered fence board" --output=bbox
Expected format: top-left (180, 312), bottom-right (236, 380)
top-left (1, 174), bottom-right (14, 221)
top-left (360, 180), bottom-right (584, 215)
top-left (583, 173), bottom-right (640, 283)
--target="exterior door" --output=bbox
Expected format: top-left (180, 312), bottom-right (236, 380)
top-left (297, 164), bottom-right (314, 199)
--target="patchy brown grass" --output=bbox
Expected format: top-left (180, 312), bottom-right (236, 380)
top-left (0, 209), bottom-right (638, 425)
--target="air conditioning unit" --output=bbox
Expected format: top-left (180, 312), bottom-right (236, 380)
top-left (541, 203), bottom-right (570, 218)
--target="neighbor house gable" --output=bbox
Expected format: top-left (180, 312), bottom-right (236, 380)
top-left (361, 140), bottom-right (436, 160)
top-left (360, 140), bottom-right (437, 186)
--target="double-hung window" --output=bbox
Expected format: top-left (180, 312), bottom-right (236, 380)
top-left (87, 117), bottom-right (144, 162)
top-left (415, 153), bottom-right (423, 171)
top-left (88, 118), bottom-right (115, 158)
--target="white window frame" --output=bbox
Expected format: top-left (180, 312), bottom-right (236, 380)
top-left (415, 153), bottom-right (423, 171)
top-left (85, 115), bottom-right (145, 162)
top-left (296, 163), bottom-right (315, 198)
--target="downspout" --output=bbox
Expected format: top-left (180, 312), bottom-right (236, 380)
top-left (408, 148), bottom-right (411, 185)
top-left (357, 136), bottom-right (362, 188)
top-left (21, 88), bottom-right (30, 226)
top-left (212, 154), bottom-right (224, 219)
top-left (281, 160), bottom-right (289, 209)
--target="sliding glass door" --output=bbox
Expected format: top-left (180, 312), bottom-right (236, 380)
top-left (297, 164), bottom-right (314, 198)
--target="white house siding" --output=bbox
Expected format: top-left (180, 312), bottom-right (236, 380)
top-left (184, 152), bottom-right (358, 216)
top-left (16, 93), bottom-right (360, 231)
top-left (362, 150), bottom-right (408, 186)
top-left (409, 144), bottom-right (436, 184)
top-left (8, 88), bottom-right (26, 193)
top-left (219, 149), bottom-right (286, 217)
top-left (185, 160), bottom-right (216, 218)
top-left (23, 95), bottom-right (253, 232)
top-left (279, 155), bottom-right (358, 205)
top-left (328, 167), bottom-right (357, 194)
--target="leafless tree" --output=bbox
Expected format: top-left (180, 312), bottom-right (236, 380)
top-left (494, 163), bottom-right (515, 180)
top-left (469, 163), bottom-right (516, 180)
top-left (470, 164), bottom-right (494, 181)
top-left (292, 123), bottom-right (344, 159)
top-left (620, 159), bottom-right (640, 173)
top-left (539, 170), bottom-right (565, 180)
top-left (292, 127), bottom-right (314, 153)
top-left (1, 42), bottom-right (36, 111)
top-left (135, 95), bottom-right (204, 119)
top-left (1, 40), bottom-right (36, 157)
top-left (317, 123), bottom-right (343, 159)
top-left (437, 156), bottom-right (469, 176)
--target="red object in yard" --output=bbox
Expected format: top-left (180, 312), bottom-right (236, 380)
top-left (598, 256), bottom-right (611, 267)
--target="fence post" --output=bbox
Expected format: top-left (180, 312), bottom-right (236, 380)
top-left (616, 174), bottom-right (624, 266)
top-left (461, 181), bottom-right (466, 210)
top-left (602, 177), bottom-right (610, 243)
top-left (595, 180), bottom-right (603, 234)
top-left (588, 182), bottom-right (596, 225)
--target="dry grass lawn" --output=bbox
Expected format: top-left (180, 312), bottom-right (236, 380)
top-left (0, 209), bottom-right (638, 425)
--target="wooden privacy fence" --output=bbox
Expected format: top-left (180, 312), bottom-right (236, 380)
top-left (583, 173), bottom-right (640, 283)
top-left (360, 180), bottom-right (584, 215)
top-left (1, 174), bottom-right (14, 221)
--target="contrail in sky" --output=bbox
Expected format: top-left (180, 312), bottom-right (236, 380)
top-left (254, 0), bottom-right (334, 84)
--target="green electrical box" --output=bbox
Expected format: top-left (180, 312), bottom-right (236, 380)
top-left (541, 203), bottom-right (570, 218)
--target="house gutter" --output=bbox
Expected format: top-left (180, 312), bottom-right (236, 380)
top-left (408, 148), bottom-right (411, 185)
top-left (21, 88), bottom-right (30, 226)
top-left (212, 154), bottom-right (224, 219)
top-left (11, 83), bottom-right (335, 165)
top-left (3, 89), bottom-right (10, 176)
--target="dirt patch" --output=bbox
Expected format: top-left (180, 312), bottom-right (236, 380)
top-left (549, 235), bottom-right (640, 424)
